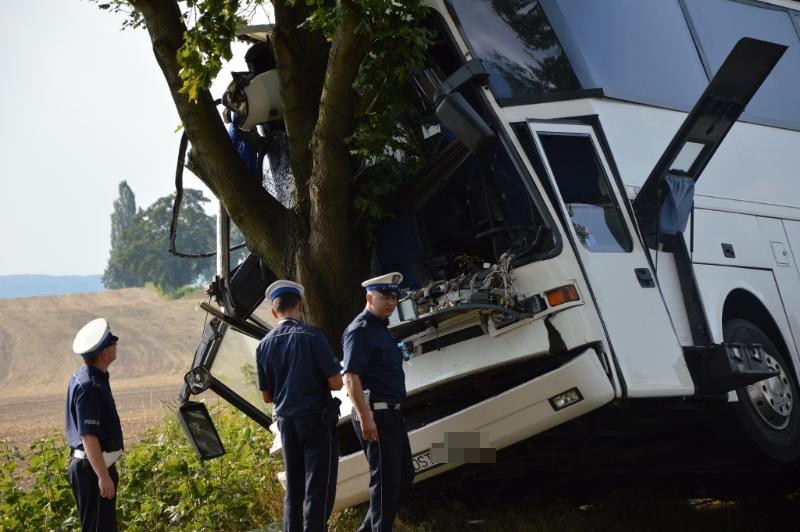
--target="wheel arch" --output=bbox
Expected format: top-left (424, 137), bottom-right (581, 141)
top-left (722, 288), bottom-right (796, 380)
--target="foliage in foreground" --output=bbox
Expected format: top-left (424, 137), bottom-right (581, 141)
top-left (0, 434), bottom-right (77, 531)
top-left (0, 402), bottom-right (284, 531)
top-left (4, 401), bottom-right (800, 531)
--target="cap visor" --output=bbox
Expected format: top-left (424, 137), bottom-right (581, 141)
top-left (377, 289), bottom-right (400, 297)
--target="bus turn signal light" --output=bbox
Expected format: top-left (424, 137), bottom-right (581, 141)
top-left (545, 284), bottom-right (580, 307)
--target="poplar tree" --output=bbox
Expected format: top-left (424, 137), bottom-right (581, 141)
top-left (103, 181), bottom-right (139, 288)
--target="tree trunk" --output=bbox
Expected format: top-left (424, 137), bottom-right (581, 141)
top-left (272, 0), bottom-right (329, 220)
top-left (300, 2), bottom-right (372, 346)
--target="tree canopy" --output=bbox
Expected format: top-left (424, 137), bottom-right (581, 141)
top-left (97, 0), bottom-right (434, 342)
top-left (104, 184), bottom-right (218, 294)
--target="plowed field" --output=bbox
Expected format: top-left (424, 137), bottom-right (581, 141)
top-left (0, 287), bottom-right (209, 448)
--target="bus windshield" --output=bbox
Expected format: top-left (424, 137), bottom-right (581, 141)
top-left (446, 0), bottom-right (579, 102)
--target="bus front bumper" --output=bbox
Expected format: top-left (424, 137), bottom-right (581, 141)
top-left (331, 345), bottom-right (614, 510)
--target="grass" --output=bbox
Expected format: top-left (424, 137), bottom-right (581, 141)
top-left (390, 485), bottom-right (800, 531)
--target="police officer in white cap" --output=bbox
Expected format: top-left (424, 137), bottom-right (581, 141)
top-left (342, 272), bottom-right (414, 532)
top-left (256, 280), bottom-right (343, 532)
top-left (65, 317), bottom-right (124, 532)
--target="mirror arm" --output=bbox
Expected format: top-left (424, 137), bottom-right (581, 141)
top-left (432, 58), bottom-right (489, 104)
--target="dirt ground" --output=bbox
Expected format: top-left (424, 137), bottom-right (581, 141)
top-left (0, 287), bottom-right (214, 450)
top-left (0, 374), bottom-right (186, 450)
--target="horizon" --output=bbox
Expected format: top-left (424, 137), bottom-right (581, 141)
top-left (0, 273), bottom-right (103, 278)
top-left (0, 273), bottom-right (106, 299)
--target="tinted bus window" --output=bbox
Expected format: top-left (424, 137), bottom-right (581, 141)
top-left (538, 133), bottom-right (632, 253)
top-left (446, 0), bottom-right (580, 101)
top-left (683, 0), bottom-right (800, 129)
top-left (541, 0), bottom-right (709, 111)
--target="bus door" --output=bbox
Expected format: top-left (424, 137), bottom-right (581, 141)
top-left (527, 121), bottom-right (694, 398)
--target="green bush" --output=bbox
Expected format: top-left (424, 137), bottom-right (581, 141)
top-left (0, 402), bottom-right (285, 531)
top-left (0, 434), bottom-right (78, 531)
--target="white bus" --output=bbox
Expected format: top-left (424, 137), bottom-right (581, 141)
top-left (179, 0), bottom-right (800, 510)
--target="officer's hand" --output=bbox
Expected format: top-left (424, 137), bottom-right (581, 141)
top-left (361, 416), bottom-right (379, 441)
top-left (98, 473), bottom-right (116, 499)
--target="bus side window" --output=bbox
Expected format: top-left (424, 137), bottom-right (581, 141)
top-left (538, 133), bottom-right (632, 253)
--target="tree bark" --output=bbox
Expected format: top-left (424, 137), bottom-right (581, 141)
top-left (302, 1), bottom-right (372, 345)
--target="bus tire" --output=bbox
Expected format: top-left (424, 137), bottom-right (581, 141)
top-left (724, 318), bottom-right (800, 462)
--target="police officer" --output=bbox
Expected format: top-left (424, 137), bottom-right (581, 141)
top-left (256, 280), bottom-right (343, 532)
top-left (343, 272), bottom-right (414, 532)
top-left (65, 317), bottom-right (124, 532)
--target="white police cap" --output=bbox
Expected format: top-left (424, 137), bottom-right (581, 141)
top-left (266, 280), bottom-right (305, 303)
top-left (72, 318), bottom-right (118, 358)
top-left (362, 272), bottom-right (403, 293)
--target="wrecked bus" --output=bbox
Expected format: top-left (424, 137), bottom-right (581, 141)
top-left (178, 0), bottom-right (800, 510)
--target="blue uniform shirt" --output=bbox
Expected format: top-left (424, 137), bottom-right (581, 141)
top-left (342, 310), bottom-right (406, 404)
top-left (256, 319), bottom-right (342, 417)
top-left (64, 365), bottom-right (124, 451)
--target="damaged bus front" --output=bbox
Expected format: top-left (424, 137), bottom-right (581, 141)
top-left (178, 0), bottom-right (797, 510)
top-left (179, 0), bottom-right (616, 510)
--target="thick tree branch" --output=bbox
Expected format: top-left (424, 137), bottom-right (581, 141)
top-left (311, 3), bottom-right (370, 180)
top-left (272, 0), bottom-right (330, 224)
top-left (130, 0), bottom-right (295, 274)
top-left (309, 2), bottom-right (370, 239)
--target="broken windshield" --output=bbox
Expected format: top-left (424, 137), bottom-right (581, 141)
top-left (372, 10), bottom-right (557, 297)
top-left (375, 135), bottom-right (555, 291)
top-left (446, 0), bottom-right (579, 101)
top-left (209, 326), bottom-right (269, 414)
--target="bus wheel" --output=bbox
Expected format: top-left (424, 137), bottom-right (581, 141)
top-left (724, 318), bottom-right (800, 462)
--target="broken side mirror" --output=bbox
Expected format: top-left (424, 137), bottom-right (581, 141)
top-left (177, 401), bottom-right (226, 460)
top-left (184, 366), bottom-right (213, 395)
top-left (435, 93), bottom-right (495, 153)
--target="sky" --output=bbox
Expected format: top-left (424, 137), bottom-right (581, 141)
top-left (0, 0), bottom-right (262, 276)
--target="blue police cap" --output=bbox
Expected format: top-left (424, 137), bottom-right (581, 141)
top-left (362, 272), bottom-right (403, 295)
top-left (72, 318), bottom-right (118, 359)
top-left (266, 280), bottom-right (305, 303)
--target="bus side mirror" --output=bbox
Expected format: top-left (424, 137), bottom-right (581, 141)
top-left (177, 401), bottom-right (226, 460)
top-left (435, 93), bottom-right (495, 153)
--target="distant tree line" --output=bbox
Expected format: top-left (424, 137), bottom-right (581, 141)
top-left (103, 181), bottom-right (243, 295)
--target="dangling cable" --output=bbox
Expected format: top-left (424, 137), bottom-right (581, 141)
top-left (169, 124), bottom-right (247, 258)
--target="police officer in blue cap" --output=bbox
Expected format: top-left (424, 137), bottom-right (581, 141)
top-left (65, 317), bottom-right (124, 532)
top-left (257, 280), bottom-right (343, 532)
top-left (343, 272), bottom-right (414, 532)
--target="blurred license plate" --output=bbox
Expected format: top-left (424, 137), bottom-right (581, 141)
top-left (412, 449), bottom-right (436, 473)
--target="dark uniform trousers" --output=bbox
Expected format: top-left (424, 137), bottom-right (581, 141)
top-left (68, 457), bottom-right (119, 532)
top-left (278, 414), bottom-right (339, 532)
top-left (352, 409), bottom-right (414, 532)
